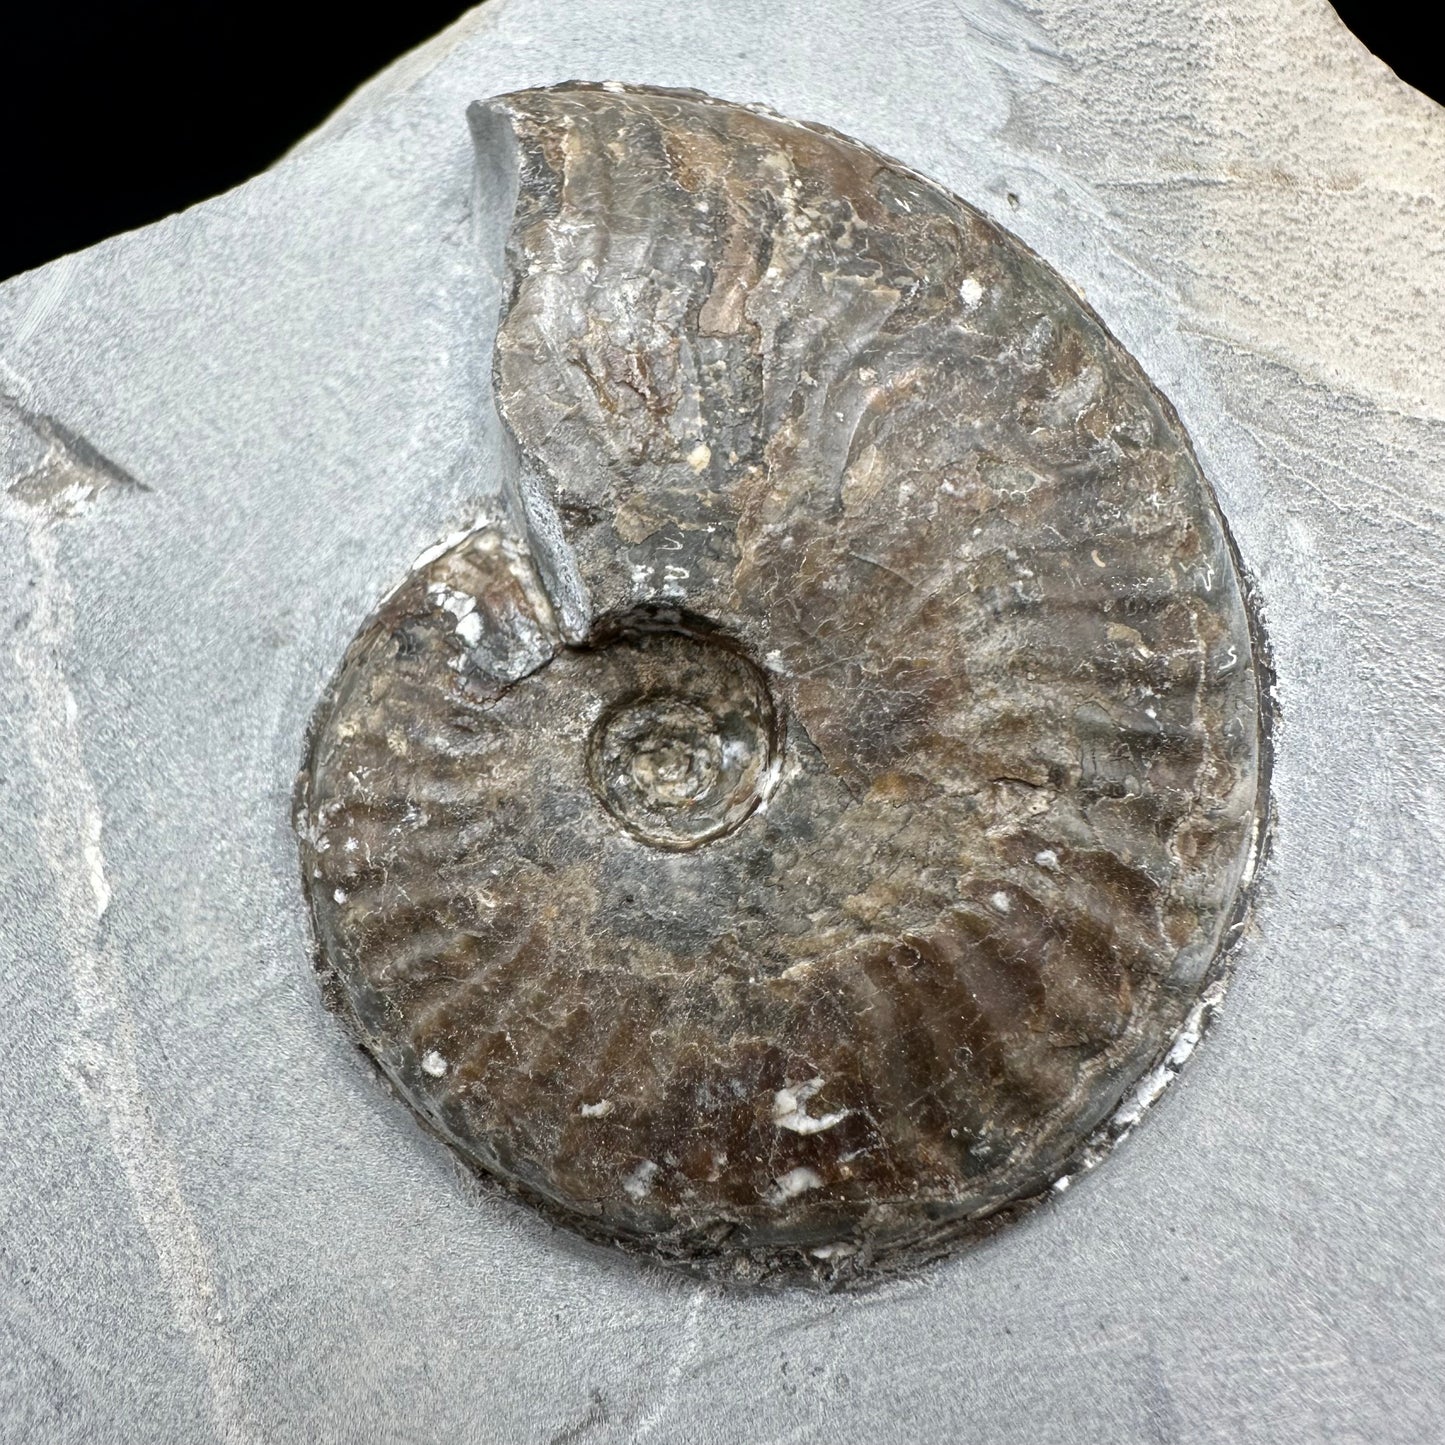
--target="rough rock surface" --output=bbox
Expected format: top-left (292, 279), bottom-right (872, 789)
top-left (1, 2), bottom-right (1442, 1441)
top-left (300, 86), bottom-right (1263, 1281)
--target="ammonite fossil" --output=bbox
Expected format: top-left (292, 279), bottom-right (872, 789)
top-left (297, 84), bottom-right (1266, 1283)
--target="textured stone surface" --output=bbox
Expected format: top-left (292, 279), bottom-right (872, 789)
top-left (300, 86), bottom-right (1263, 1281)
top-left (1, 1), bottom-right (1442, 1440)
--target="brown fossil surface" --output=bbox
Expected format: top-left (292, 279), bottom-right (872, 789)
top-left (297, 84), bottom-right (1265, 1283)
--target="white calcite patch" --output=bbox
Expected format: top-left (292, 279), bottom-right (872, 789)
top-left (772, 1077), bottom-right (849, 1134)
top-left (768, 1166), bottom-right (824, 1203)
top-left (623, 1159), bottom-right (659, 1199)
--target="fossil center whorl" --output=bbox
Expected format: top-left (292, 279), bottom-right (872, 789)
top-left (602, 699), bottom-right (723, 808)
top-left (584, 624), bottom-right (778, 851)
top-left (297, 82), bottom-right (1267, 1286)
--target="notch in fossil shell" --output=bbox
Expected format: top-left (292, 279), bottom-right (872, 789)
top-left (297, 82), bottom-right (1267, 1286)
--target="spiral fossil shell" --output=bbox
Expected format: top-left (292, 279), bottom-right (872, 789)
top-left (298, 84), bottom-right (1266, 1283)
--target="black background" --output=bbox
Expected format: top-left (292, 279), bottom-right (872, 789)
top-left (2, 2), bottom-right (1440, 282)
